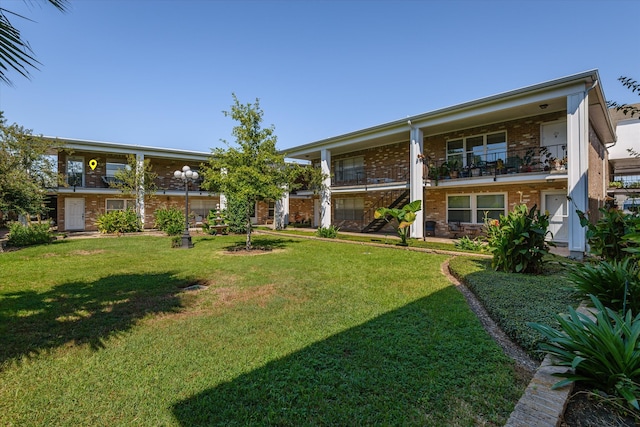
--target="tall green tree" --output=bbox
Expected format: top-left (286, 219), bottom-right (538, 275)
top-left (0, 0), bottom-right (68, 85)
top-left (202, 94), bottom-right (325, 250)
top-left (0, 112), bottom-right (60, 218)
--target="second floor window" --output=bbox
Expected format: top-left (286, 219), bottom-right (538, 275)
top-left (447, 131), bottom-right (507, 167)
top-left (67, 156), bottom-right (84, 187)
top-left (334, 157), bottom-right (364, 184)
top-left (106, 161), bottom-right (129, 177)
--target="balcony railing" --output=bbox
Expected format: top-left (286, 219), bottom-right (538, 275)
top-left (423, 144), bottom-right (567, 185)
top-left (332, 165), bottom-right (409, 187)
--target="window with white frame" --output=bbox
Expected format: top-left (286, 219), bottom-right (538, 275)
top-left (268, 201), bottom-right (275, 219)
top-left (106, 160), bottom-right (129, 177)
top-left (67, 156), bottom-right (84, 187)
top-left (446, 131), bottom-right (507, 167)
top-left (105, 199), bottom-right (136, 213)
top-left (334, 156), bottom-right (364, 183)
top-left (334, 198), bottom-right (364, 221)
top-left (190, 199), bottom-right (217, 221)
top-left (447, 193), bottom-right (506, 223)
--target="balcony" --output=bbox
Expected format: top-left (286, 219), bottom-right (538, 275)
top-left (332, 165), bottom-right (409, 187)
top-left (423, 144), bottom-right (567, 185)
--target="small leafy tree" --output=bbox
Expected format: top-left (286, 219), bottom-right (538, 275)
top-left (484, 204), bottom-right (553, 274)
top-left (202, 94), bottom-right (326, 250)
top-left (374, 200), bottom-right (422, 246)
top-left (0, 112), bottom-right (61, 218)
top-left (109, 154), bottom-right (158, 225)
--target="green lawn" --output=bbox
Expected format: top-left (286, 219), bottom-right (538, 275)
top-left (1, 235), bottom-right (527, 426)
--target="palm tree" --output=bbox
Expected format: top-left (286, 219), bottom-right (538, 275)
top-left (0, 0), bottom-right (68, 85)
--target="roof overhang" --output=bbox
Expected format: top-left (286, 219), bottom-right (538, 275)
top-left (283, 70), bottom-right (616, 161)
top-left (47, 137), bottom-right (212, 161)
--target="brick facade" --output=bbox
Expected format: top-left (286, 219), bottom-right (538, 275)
top-left (423, 111), bottom-right (565, 162)
top-left (289, 197), bottom-right (314, 224)
top-left (333, 141), bottom-right (410, 183)
top-left (57, 194), bottom-right (219, 231)
top-left (423, 182), bottom-right (567, 238)
top-left (588, 123), bottom-right (607, 222)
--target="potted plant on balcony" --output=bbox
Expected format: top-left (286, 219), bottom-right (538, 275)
top-left (520, 148), bottom-right (537, 172)
top-left (438, 162), bottom-right (450, 179)
top-left (448, 158), bottom-right (461, 178)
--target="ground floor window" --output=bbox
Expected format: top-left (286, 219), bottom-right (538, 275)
top-left (190, 199), bottom-right (218, 221)
top-left (106, 199), bottom-right (136, 213)
top-left (268, 201), bottom-right (275, 219)
top-left (334, 198), bottom-right (364, 221)
top-left (447, 193), bottom-right (505, 223)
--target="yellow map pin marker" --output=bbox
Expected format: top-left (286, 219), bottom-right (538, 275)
top-left (89, 159), bottom-right (97, 170)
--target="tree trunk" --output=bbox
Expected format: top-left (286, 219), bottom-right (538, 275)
top-left (245, 210), bottom-right (252, 251)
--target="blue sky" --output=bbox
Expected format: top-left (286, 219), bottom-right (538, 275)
top-left (1, 0), bottom-right (638, 154)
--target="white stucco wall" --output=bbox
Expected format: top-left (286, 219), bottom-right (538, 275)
top-left (609, 119), bottom-right (640, 160)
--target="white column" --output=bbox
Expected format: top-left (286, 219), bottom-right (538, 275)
top-left (219, 168), bottom-right (227, 210)
top-left (136, 153), bottom-right (145, 228)
top-left (320, 149), bottom-right (332, 228)
top-left (275, 191), bottom-right (289, 230)
top-left (566, 90), bottom-right (589, 259)
top-left (409, 127), bottom-right (424, 239)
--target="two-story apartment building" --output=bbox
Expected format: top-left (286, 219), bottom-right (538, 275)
top-left (50, 139), bottom-right (222, 232)
top-left (607, 104), bottom-right (640, 213)
top-left (283, 70), bottom-right (617, 259)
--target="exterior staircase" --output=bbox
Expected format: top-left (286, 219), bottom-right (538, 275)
top-left (361, 190), bottom-right (410, 233)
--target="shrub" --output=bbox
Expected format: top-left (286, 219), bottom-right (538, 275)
top-left (6, 221), bottom-right (53, 247)
top-left (454, 236), bottom-right (485, 252)
top-left (567, 258), bottom-right (640, 314)
top-left (576, 206), bottom-right (640, 262)
top-left (154, 206), bottom-right (185, 236)
top-left (315, 225), bottom-right (340, 238)
top-left (485, 204), bottom-right (553, 274)
top-left (529, 295), bottom-right (640, 412)
top-left (96, 209), bottom-right (141, 234)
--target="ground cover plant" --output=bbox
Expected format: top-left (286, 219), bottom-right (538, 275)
top-left (0, 235), bottom-right (526, 426)
top-left (447, 255), bottom-right (580, 359)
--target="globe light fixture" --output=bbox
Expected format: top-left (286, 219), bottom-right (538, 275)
top-left (173, 165), bottom-right (199, 248)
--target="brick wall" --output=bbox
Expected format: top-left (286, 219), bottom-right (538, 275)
top-left (57, 194), bottom-right (219, 231)
top-left (423, 181), bottom-right (567, 238)
top-left (588, 123), bottom-right (607, 221)
top-left (423, 111), bottom-right (565, 162)
top-left (57, 150), bottom-right (208, 192)
top-left (332, 141), bottom-right (410, 181)
top-left (289, 197), bottom-right (314, 224)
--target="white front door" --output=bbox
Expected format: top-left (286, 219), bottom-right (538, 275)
top-left (541, 121), bottom-right (567, 161)
top-left (542, 192), bottom-right (568, 243)
top-left (65, 198), bottom-right (85, 230)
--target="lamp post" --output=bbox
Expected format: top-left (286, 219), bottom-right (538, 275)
top-left (173, 165), bottom-right (199, 248)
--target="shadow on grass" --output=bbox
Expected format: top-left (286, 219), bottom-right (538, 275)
top-left (222, 237), bottom-right (302, 252)
top-left (0, 272), bottom-right (185, 365)
top-left (172, 286), bottom-right (525, 426)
